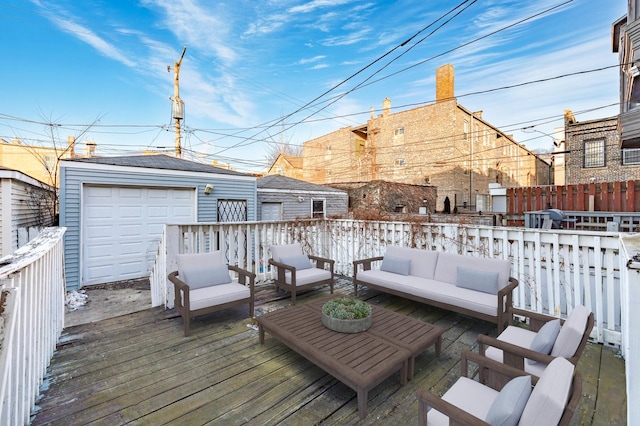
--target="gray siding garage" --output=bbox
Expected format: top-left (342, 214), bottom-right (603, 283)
top-left (258, 175), bottom-right (348, 220)
top-left (60, 155), bottom-right (256, 290)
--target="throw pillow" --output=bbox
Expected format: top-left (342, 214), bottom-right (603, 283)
top-left (527, 319), bottom-right (561, 364)
top-left (380, 256), bottom-right (411, 275)
top-left (181, 264), bottom-right (231, 289)
top-left (280, 254), bottom-right (312, 270)
top-left (456, 267), bottom-right (499, 294)
top-left (485, 375), bottom-right (532, 426)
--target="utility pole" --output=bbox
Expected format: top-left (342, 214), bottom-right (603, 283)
top-left (169, 46), bottom-right (186, 158)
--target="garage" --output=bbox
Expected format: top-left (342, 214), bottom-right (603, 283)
top-left (82, 185), bottom-right (195, 285)
top-left (60, 154), bottom-right (257, 290)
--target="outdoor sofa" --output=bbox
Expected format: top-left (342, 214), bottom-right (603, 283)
top-left (353, 246), bottom-right (518, 332)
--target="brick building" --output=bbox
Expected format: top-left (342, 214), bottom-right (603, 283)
top-left (274, 64), bottom-right (550, 212)
top-left (563, 111), bottom-right (640, 184)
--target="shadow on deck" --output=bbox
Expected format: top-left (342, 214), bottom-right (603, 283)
top-left (32, 278), bottom-right (626, 425)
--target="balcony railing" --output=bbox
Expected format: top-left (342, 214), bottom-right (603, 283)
top-left (0, 227), bottom-right (66, 425)
top-left (152, 219), bottom-right (623, 346)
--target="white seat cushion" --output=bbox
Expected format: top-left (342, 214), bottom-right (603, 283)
top-left (484, 326), bottom-right (547, 377)
top-left (188, 282), bottom-right (250, 311)
top-left (357, 270), bottom-right (498, 317)
top-left (283, 268), bottom-right (331, 286)
top-left (426, 377), bottom-right (498, 425)
top-left (519, 357), bottom-right (575, 425)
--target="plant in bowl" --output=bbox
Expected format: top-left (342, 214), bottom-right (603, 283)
top-left (321, 298), bottom-right (372, 333)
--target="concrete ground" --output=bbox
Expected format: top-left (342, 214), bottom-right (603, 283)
top-left (64, 279), bottom-right (153, 328)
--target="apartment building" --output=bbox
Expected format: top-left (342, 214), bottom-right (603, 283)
top-left (275, 64), bottom-right (549, 212)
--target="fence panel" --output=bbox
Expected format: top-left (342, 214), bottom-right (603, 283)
top-left (0, 227), bottom-right (66, 425)
top-left (150, 220), bottom-right (622, 346)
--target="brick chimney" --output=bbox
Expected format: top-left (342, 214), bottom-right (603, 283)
top-left (436, 63), bottom-right (455, 102)
top-left (67, 135), bottom-right (76, 158)
top-left (383, 97), bottom-right (391, 116)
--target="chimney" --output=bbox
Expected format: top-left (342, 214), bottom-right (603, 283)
top-left (67, 136), bottom-right (76, 158)
top-left (84, 140), bottom-right (96, 157)
top-left (564, 109), bottom-right (576, 126)
top-left (436, 64), bottom-right (455, 102)
top-left (383, 97), bottom-right (391, 116)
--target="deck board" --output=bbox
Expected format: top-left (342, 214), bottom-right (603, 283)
top-left (32, 280), bottom-right (626, 425)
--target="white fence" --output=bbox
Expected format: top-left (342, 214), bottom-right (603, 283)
top-left (151, 219), bottom-right (623, 347)
top-left (0, 227), bottom-right (66, 426)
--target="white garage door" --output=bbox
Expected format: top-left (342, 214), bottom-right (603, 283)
top-left (82, 185), bottom-right (195, 285)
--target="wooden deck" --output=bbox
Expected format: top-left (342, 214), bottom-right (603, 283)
top-left (31, 279), bottom-right (626, 425)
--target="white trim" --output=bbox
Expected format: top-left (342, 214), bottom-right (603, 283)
top-left (0, 170), bottom-right (54, 191)
top-left (60, 160), bottom-right (256, 182)
top-left (258, 188), bottom-right (346, 196)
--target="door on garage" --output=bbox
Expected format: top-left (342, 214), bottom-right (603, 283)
top-left (261, 202), bottom-right (282, 221)
top-left (82, 185), bottom-right (195, 286)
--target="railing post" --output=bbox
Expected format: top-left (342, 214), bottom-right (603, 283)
top-left (620, 234), bottom-right (640, 425)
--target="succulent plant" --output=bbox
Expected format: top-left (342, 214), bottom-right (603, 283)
top-left (322, 298), bottom-right (371, 320)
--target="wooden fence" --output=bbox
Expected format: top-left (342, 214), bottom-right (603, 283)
top-left (0, 228), bottom-right (66, 425)
top-left (152, 219), bottom-right (623, 348)
top-left (508, 181), bottom-right (640, 224)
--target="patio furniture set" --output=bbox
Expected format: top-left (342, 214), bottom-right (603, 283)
top-left (168, 243), bottom-right (593, 424)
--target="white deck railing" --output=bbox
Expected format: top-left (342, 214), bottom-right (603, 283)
top-left (0, 227), bottom-right (66, 426)
top-left (151, 220), bottom-right (624, 347)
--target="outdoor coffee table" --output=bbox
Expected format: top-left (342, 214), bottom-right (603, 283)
top-left (305, 296), bottom-right (444, 380)
top-left (257, 303), bottom-right (410, 419)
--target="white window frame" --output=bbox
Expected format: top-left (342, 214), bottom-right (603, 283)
top-left (312, 198), bottom-right (326, 218)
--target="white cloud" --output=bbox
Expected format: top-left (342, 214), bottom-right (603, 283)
top-left (288, 0), bottom-right (354, 14)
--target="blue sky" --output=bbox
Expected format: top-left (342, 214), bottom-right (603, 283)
top-left (0, 0), bottom-right (626, 173)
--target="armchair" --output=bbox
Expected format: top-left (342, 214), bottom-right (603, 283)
top-left (417, 352), bottom-right (581, 426)
top-left (477, 305), bottom-right (593, 384)
top-left (168, 251), bottom-right (255, 336)
top-left (268, 243), bottom-right (334, 304)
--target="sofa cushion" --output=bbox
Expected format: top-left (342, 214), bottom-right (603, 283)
top-left (550, 305), bottom-right (591, 358)
top-left (280, 254), bottom-right (312, 270)
top-left (528, 319), bottom-right (561, 364)
top-left (380, 256), bottom-right (411, 275)
top-left (181, 264), bottom-right (231, 290)
top-left (434, 252), bottom-right (511, 290)
top-left (427, 376), bottom-right (499, 425)
top-left (177, 251), bottom-right (226, 274)
top-left (455, 266), bottom-right (499, 294)
top-left (519, 357), bottom-right (574, 425)
top-left (270, 243), bottom-right (303, 262)
top-left (384, 246), bottom-right (438, 279)
top-left (282, 268), bottom-right (332, 286)
top-left (484, 326), bottom-right (547, 377)
top-left (357, 270), bottom-right (498, 317)
top-left (485, 375), bottom-right (531, 426)
top-left (188, 283), bottom-right (251, 311)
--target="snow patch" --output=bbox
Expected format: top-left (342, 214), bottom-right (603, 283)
top-left (65, 290), bottom-right (88, 310)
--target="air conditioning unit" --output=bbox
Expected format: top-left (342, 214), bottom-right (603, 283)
top-left (630, 65), bottom-right (640, 77)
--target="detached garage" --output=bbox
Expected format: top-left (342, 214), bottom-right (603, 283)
top-left (60, 155), bottom-right (256, 290)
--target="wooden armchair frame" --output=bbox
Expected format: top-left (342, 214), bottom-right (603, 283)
top-left (268, 254), bottom-right (334, 304)
top-left (477, 306), bottom-right (594, 384)
top-left (417, 350), bottom-right (582, 426)
top-left (168, 265), bottom-right (255, 336)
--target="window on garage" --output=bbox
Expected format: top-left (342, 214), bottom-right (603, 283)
top-left (312, 199), bottom-right (325, 218)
